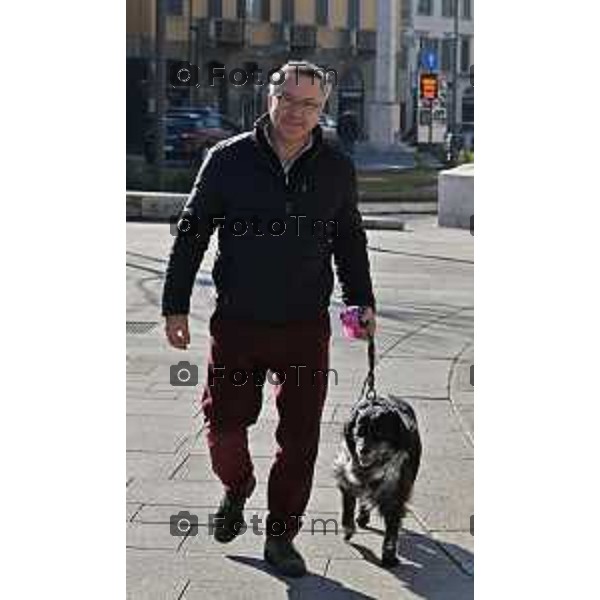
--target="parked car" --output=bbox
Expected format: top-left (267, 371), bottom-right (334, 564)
top-left (143, 108), bottom-right (241, 164)
top-left (319, 113), bottom-right (338, 142)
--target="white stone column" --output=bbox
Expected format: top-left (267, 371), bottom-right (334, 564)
top-left (369, 0), bottom-right (400, 147)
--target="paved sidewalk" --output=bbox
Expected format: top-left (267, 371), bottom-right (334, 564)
top-left (126, 217), bottom-right (474, 599)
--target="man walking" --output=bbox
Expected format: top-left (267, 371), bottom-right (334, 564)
top-left (162, 61), bottom-right (376, 577)
top-left (337, 110), bottom-right (360, 157)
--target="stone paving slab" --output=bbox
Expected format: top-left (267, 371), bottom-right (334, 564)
top-left (454, 405), bottom-right (474, 439)
top-left (409, 460), bottom-right (474, 531)
top-left (325, 559), bottom-right (473, 600)
top-left (386, 401), bottom-right (473, 459)
top-left (127, 502), bottom-right (144, 522)
top-left (126, 415), bottom-right (193, 453)
top-left (176, 554), bottom-right (331, 598)
top-left (451, 360), bottom-right (474, 396)
top-left (127, 522), bottom-right (185, 552)
top-left (126, 453), bottom-right (181, 481)
top-left (172, 453), bottom-right (342, 488)
top-left (126, 398), bottom-right (198, 418)
top-left (181, 580), bottom-right (375, 600)
top-left (375, 357), bottom-right (453, 398)
top-left (126, 390), bottom-right (179, 405)
top-left (127, 478), bottom-right (348, 516)
top-left (127, 550), bottom-right (188, 600)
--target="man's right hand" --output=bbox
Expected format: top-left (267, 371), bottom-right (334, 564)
top-left (165, 314), bottom-right (190, 350)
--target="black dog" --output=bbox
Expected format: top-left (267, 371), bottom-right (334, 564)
top-left (333, 395), bottom-right (422, 567)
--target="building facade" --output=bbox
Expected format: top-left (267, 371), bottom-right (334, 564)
top-left (399, 0), bottom-right (474, 137)
top-left (127, 0), bottom-right (382, 151)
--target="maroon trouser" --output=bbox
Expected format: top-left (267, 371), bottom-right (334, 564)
top-left (200, 310), bottom-right (331, 541)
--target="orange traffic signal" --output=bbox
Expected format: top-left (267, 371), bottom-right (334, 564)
top-left (420, 73), bottom-right (439, 100)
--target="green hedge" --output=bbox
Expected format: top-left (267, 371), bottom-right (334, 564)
top-left (126, 158), bottom-right (197, 193)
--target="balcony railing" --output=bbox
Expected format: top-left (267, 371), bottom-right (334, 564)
top-left (195, 18), bottom-right (244, 47)
top-left (215, 19), bottom-right (244, 45)
top-left (356, 30), bottom-right (376, 53)
top-left (290, 25), bottom-right (317, 49)
top-left (192, 20), bottom-right (370, 53)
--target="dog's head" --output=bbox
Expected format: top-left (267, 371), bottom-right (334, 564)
top-left (345, 399), bottom-right (413, 468)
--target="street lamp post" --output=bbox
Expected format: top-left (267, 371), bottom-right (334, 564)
top-left (452, 0), bottom-right (459, 135)
top-left (154, 0), bottom-right (167, 187)
top-left (188, 0), bottom-right (195, 106)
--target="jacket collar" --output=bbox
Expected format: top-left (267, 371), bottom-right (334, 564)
top-left (253, 112), bottom-right (323, 163)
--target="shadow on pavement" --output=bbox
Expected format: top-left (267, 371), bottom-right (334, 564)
top-left (223, 554), bottom-right (378, 599)
top-left (349, 528), bottom-right (473, 599)
top-left (222, 527), bottom-right (473, 599)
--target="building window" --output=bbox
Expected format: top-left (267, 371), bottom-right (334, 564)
top-left (282, 0), bottom-right (295, 23)
top-left (461, 36), bottom-right (471, 73)
top-left (316, 0), bottom-right (329, 26)
top-left (237, 0), bottom-right (246, 19)
top-left (442, 0), bottom-right (456, 18)
top-left (166, 0), bottom-right (183, 15)
top-left (401, 0), bottom-right (412, 22)
top-left (417, 0), bottom-right (433, 16)
top-left (441, 38), bottom-right (453, 72)
top-left (208, 0), bottom-right (222, 19)
top-left (463, 0), bottom-right (472, 19)
top-left (348, 0), bottom-right (360, 29)
top-left (258, 0), bottom-right (270, 21)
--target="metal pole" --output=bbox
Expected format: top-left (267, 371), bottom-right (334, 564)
top-left (428, 97), bottom-right (433, 145)
top-left (155, 0), bottom-right (167, 187)
top-left (452, 0), bottom-right (459, 135)
top-left (188, 0), bottom-right (194, 106)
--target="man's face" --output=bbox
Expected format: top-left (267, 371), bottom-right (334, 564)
top-left (268, 73), bottom-right (325, 145)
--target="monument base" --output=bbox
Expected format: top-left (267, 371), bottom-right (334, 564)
top-left (368, 102), bottom-right (400, 149)
top-left (438, 163), bottom-right (474, 229)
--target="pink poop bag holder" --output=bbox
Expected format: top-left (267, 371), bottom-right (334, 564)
top-left (340, 306), bottom-right (369, 339)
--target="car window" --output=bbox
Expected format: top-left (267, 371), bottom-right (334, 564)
top-left (204, 114), bottom-right (221, 128)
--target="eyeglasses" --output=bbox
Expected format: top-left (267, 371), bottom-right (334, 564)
top-left (275, 93), bottom-right (322, 115)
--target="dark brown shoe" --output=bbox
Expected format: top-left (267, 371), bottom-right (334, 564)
top-left (264, 537), bottom-right (307, 577)
top-left (212, 477), bottom-right (256, 544)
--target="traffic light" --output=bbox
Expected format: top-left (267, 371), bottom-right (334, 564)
top-left (420, 73), bottom-right (439, 100)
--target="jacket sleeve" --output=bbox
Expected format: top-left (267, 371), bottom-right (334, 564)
top-left (332, 159), bottom-right (376, 311)
top-left (161, 147), bottom-right (224, 316)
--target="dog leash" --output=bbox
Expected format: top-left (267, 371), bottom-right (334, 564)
top-left (359, 333), bottom-right (377, 401)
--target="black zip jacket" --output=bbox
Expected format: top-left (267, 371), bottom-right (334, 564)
top-left (161, 113), bottom-right (376, 322)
